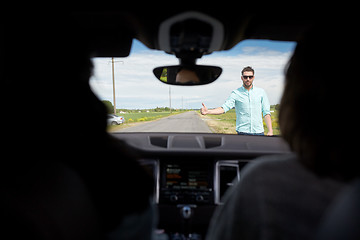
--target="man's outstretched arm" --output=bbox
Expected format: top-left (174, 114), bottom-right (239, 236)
top-left (201, 103), bottom-right (225, 115)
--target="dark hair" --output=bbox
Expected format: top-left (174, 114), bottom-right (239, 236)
top-left (7, 14), bottom-right (154, 232)
top-left (241, 66), bottom-right (254, 75)
top-left (279, 26), bottom-right (357, 181)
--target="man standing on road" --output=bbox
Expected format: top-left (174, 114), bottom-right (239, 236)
top-left (201, 66), bottom-right (273, 136)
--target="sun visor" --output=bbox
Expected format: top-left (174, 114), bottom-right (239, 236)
top-left (89, 31), bottom-right (133, 57)
top-left (71, 12), bottom-right (133, 57)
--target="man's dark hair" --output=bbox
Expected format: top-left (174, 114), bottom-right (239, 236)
top-left (241, 66), bottom-right (255, 75)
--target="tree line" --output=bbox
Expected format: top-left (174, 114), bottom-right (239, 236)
top-left (102, 101), bottom-right (175, 114)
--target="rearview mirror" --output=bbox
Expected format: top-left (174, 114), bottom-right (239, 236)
top-left (153, 65), bottom-right (222, 85)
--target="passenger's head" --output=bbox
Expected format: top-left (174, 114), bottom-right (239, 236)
top-left (279, 24), bottom-right (357, 181)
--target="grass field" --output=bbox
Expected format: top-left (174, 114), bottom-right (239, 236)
top-left (199, 108), bottom-right (280, 135)
top-left (122, 112), bottom-right (176, 123)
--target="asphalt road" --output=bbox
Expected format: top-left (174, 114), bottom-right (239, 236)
top-left (116, 111), bottom-right (212, 133)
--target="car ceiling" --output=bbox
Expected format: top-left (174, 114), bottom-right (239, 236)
top-left (71, 8), bottom-right (325, 57)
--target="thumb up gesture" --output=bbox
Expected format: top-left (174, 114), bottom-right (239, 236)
top-left (201, 103), bottom-right (208, 115)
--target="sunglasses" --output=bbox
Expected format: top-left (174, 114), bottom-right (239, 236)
top-left (242, 75), bottom-right (254, 79)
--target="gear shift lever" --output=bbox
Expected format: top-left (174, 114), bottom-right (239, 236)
top-left (181, 205), bottom-right (192, 219)
top-left (177, 205), bottom-right (198, 239)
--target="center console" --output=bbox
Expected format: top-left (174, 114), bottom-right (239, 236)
top-left (139, 158), bottom-right (245, 240)
top-left (159, 161), bottom-right (214, 205)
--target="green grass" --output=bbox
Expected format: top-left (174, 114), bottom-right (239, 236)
top-left (265, 110), bottom-right (280, 135)
top-left (200, 109), bottom-right (281, 135)
top-left (122, 112), bottom-right (173, 123)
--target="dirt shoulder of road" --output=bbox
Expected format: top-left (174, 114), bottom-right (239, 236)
top-left (198, 109), bottom-right (280, 135)
top-left (107, 121), bottom-right (145, 132)
top-left (198, 112), bottom-right (237, 134)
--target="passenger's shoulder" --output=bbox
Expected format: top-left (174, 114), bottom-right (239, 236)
top-left (241, 153), bottom-right (344, 190)
top-left (221, 154), bottom-right (299, 205)
top-left (244, 154), bottom-right (298, 174)
top-left (238, 154), bottom-right (301, 185)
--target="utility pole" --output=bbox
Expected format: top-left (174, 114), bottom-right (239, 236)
top-left (169, 86), bottom-right (172, 113)
top-left (112, 57), bottom-right (116, 115)
top-left (111, 58), bottom-right (124, 115)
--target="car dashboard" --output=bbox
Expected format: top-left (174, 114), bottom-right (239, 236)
top-left (112, 133), bottom-right (291, 238)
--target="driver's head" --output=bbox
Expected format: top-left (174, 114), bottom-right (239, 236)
top-left (176, 68), bottom-right (201, 84)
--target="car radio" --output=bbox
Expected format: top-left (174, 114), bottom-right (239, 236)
top-left (159, 161), bottom-right (214, 204)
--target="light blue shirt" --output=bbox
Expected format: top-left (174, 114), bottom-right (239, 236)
top-left (221, 86), bottom-right (270, 133)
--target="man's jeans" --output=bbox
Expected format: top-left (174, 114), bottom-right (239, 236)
top-left (237, 132), bottom-right (264, 136)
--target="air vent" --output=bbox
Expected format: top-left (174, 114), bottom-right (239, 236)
top-left (215, 161), bottom-right (240, 204)
top-left (149, 136), bottom-right (168, 148)
top-left (150, 135), bottom-right (222, 149)
top-left (138, 159), bottom-right (159, 203)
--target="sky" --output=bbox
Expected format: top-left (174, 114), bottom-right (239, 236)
top-left (90, 39), bottom-right (296, 110)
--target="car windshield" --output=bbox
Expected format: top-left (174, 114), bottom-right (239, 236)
top-left (90, 39), bottom-right (295, 135)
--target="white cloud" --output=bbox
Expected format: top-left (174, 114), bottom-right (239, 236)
top-left (90, 44), bottom-right (293, 109)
